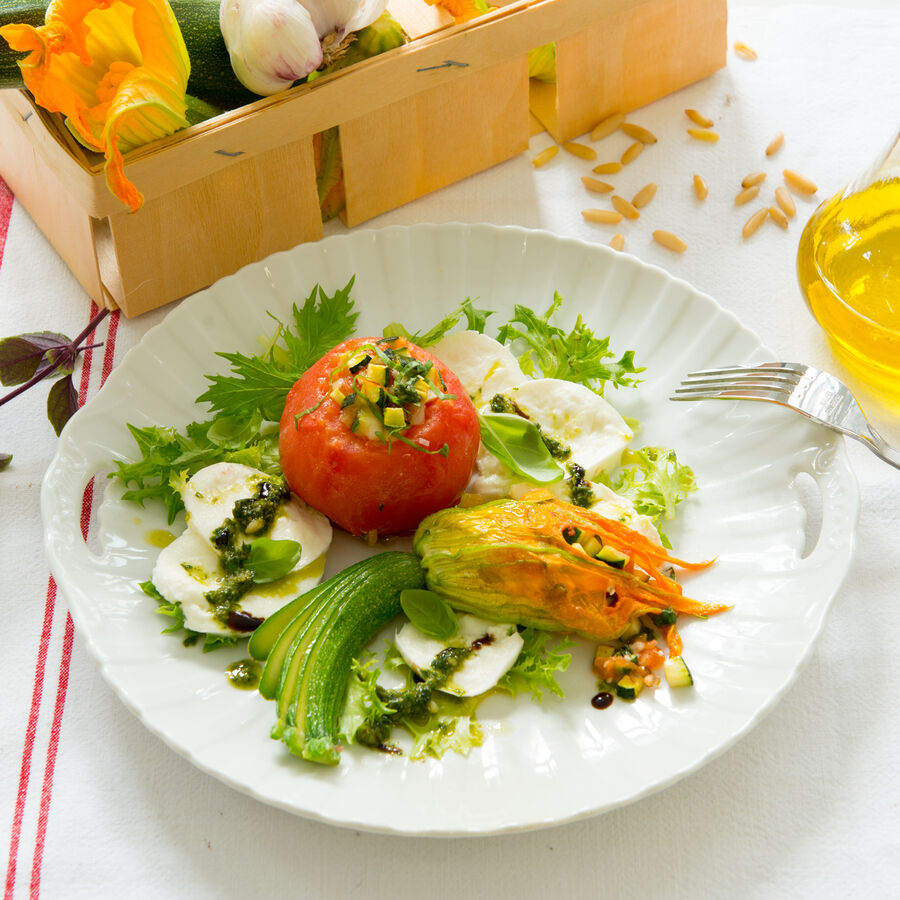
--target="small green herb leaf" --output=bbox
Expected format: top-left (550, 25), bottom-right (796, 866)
top-left (46, 374), bottom-right (77, 436)
top-left (460, 298), bottom-right (492, 333)
top-left (245, 538), bottom-right (302, 583)
top-left (478, 412), bottom-right (564, 485)
top-left (0, 452), bottom-right (11, 471)
top-left (400, 588), bottom-right (458, 641)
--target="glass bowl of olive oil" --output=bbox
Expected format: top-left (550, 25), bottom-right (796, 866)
top-left (797, 132), bottom-right (900, 405)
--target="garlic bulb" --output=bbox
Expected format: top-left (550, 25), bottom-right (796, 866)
top-left (220, 0), bottom-right (388, 96)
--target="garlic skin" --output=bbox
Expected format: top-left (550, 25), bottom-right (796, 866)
top-left (219, 0), bottom-right (388, 97)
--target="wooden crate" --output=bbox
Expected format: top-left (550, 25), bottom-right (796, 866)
top-left (0, 0), bottom-right (726, 317)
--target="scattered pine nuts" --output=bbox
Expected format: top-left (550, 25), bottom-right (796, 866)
top-left (593, 161), bottom-right (623, 175)
top-left (768, 205), bottom-right (789, 229)
top-left (611, 195), bottom-right (641, 220)
top-left (621, 142), bottom-right (644, 164)
top-left (734, 41), bottom-right (758, 60)
top-left (653, 230), bottom-right (688, 253)
top-left (590, 112), bottom-right (627, 141)
top-left (581, 176), bottom-right (614, 194)
top-left (783, 169), bottom-right (818, 195)
top-left (582, 208), bottom-right (624, 225)
top-left (609, 233), bottom-right (626, 251)
top-left (775, 185), bottom-right (796, 217)
top-left (632, 182), bottom-right (658, 209)
top-left (531, 146), bottom-right (558, 167)
top-left (688, 128), bottom-right (720, 143)
top-left (621, 123), bottom-right (658, 144)
top-left (685, 109), bottom-right (714, 128)
top-left (742, 172), bottom-right (767, 188)
top-left (766, 132), bottom-right (785, 156)
top-left (735, 184), bottom-right (761, 205)
top-left (563, 141), bottom-right (597, 160)
top-left (693, 174), bottom-right (709, 200)
top-left (742, 207), bottom-right (769, 239)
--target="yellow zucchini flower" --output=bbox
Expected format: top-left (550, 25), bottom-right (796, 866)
top-left (0, 0), bottom-right (190, 212)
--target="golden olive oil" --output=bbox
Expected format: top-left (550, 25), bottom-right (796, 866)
top-left (797, 177), bottom-right (900, 403)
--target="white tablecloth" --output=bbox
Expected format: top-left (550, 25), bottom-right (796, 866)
top-left (2, 4), bottom-right (899, 898)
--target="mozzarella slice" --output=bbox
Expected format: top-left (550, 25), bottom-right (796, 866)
top-left (430, 331), bottom-right (525, 403)
top-left (504, 377), bottom-right (632, 480)
top-left (395, 614), bottom-right (524, 697)
top-left (151, 530), bottom-right (327, 636)
top-left (183, 462), bottom-right (271, 543)
top-left (183, 461), bottom-right (331, 566)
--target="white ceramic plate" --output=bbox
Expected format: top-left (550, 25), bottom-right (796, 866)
top-left (42, 224), bottom-right (858, 836)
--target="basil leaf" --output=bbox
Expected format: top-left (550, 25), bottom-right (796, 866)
top-left (400, 589), bottom-right (458, 641)
top-left (47, 374), bottom-right (78, 436)
top-left (245, 538), bottom-right (302, 584)
top-left (478, 412), bottom-right (564, 485)
top-left (0, 332), bottom-right (71, 386)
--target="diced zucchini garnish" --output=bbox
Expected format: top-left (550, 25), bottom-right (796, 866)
top-left (616, 675), bottom-right (644, 700)
top-left (330, 385), bottom-right (347, 405)
top-left (383, 407), bottom-right (406, 428)
top-left (366, 363), bottom-right (387, 385)
top-left (595, 545), bottom-right (628, 568)
top-left (581, 535), bottom-right (603, 558)
top-left (359, 380), bottom-right (382, 404)
top-left (664, 656), bottom-right (693, 688)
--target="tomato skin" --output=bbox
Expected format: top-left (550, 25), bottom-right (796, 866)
top-left (279, 337), bottom-right (480, 536)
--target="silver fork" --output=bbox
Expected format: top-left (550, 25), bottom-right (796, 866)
top-left (671, 361), bottom-right (900, 469)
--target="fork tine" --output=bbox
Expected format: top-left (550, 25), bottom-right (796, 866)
top-left (670, 386), bottom-right (793, 402)
top-left (679, 372), bottom-right (799, 389)
top-left (684, 363), bottom-right (808, 379)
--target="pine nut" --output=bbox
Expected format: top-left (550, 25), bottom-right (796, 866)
top-left (621, 142), bottom-right (644, 164)
top-left (742, 207), bottom-right (769, 239)
top-left (783, 169), bottom-right (818, 195)
top-left (581, 176), bottom-right (614, 194)
top-left (742, 172), bottom-right (767, 188)
top-left (563, 141), bottom-right (597, 160)
top-left (609, 233), bottom-right (626, 251)
top-left (582, 209), bottom-right (624, 225)
top-left (775, 185), bottom-right (796, 217)
top-left (735, 185), bottom-right (761, 205)
top-left (768, 205), bottom-right (789, 229)
top-left (693, 174), bottom-right (709, 200)
top-left (620, 123), bottom-right (658, 144)
top-left (532, 146), bottom-right (558, 167)
top-left (611, 195), bottom-right (641, 220)
top-left (590, 112), bottom-right (627, 142)
top-left (632, 182), bottom-right (658, 209)
top-left (734, 41), bottom-right (758, 60)
top-left (593, 161), bottom-right (623, 174)
top-left (688, 128), bottom-right (720, 143)
top-left (653, 230), bottom-right (688, 253)
top-left (685, 108), bottom-right (714, 128)
top-left (766, 132), bottom-right (785, 156)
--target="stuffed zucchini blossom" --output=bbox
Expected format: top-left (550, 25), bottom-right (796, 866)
top-left (0, 0), bottom-right (191, 212)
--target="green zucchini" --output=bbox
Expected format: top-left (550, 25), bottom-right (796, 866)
top-left (262, 552), bottom-right (424, 766)
top-left (0, 0), bottom-right (259, 109)
top-left (664, 656), bottom-right (694, 688)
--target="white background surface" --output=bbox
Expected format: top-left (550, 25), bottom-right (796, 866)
top-left (2, 2), bottom-right (899, 898)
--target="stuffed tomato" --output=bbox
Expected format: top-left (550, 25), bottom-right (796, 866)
top-left (279, 336), bottom-right (480, 536)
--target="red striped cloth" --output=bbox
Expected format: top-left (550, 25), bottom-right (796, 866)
top-left (1, 177), bottom-right (121, 900)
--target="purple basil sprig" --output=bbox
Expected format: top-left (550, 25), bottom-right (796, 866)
top-left (0, 307), bottom-right (110, 466)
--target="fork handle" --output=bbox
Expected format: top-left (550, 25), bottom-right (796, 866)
top-left (862, 425), bottom-right (900, 470)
